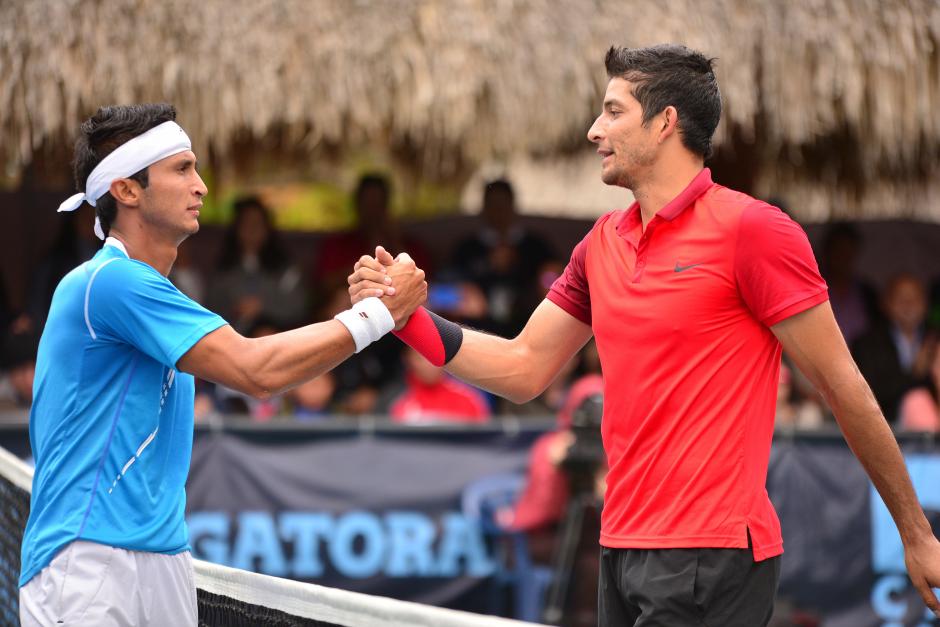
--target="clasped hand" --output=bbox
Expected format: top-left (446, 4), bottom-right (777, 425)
top-left (348, 246), bottom-right (426, 330)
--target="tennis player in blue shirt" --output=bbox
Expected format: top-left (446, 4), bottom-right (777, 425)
top-left (18, 103), bottom-right (427, 626)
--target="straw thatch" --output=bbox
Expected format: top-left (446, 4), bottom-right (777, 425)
top-left (1, 0), bottom-right (939, 220)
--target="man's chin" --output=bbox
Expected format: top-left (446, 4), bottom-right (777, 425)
top-left (600, 169), bottom-right (635, 190)
top-left (177, 221), bottom-right (199, 242)
top-left (600, 170), bottom-right (621, 186)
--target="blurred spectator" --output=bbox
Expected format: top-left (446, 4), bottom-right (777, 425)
top-left (193, 378), bottom-right (217, 425)
top-left (512, 258), bottom-right (566, 333)
top-left (775, 363), bottom-right (825, 429)
top-left (387, 348), bottom-right (490, 424)
top-left (449, 180), bottom-right (556, 335)
top-left (497, 375), bottom-right (604, 627)
top-left (819, 223), bottom-right (880, 345)
top-left (852, 273), bottom-right (936, 423)
top-left (312, 174), bottom-right (430, 304)
top-left (169, 237), bottom-right (205, 303)
top-left (286, 372), bottom-right (337, 420)
top-left (899, 343), bottom-right (940, 431)
top-left (207, 196), bottom-right (307, 333)
top-left (426, 281), bottom-right (489, 323)
top-left (16, 205), bottom-right (100, 333)
top-left (0, 331), bottom-right (39, 411)
top-left (500, 375), bottom-right (605, 543)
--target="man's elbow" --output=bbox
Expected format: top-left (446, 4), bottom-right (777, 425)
top-left (500, 342), bottom-right (557, 404)
top-left (505, 374), bottom-right (552, 405)
top-left (231, 339), bottom-right (279, 400)
top-left (817, 365), bottom-right (881, 418)
top-left (240, 362), bottom-right (282, 400)
top-left (217, 369), bottom-right (275, 401)
top-left (244, 381), bottom-right (276, 401)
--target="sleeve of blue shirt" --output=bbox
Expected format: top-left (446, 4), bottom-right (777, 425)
top-left (87, 258), bottom-right (228, 369)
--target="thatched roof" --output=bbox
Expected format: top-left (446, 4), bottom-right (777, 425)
top-left (2, 0), bottom-right (939, 220)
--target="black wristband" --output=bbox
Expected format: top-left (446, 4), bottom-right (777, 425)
top-left (427, 309), bottom-right (464, 364)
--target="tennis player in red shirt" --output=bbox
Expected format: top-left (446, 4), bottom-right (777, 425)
top-left (350, 44), bottom-right (940, 626)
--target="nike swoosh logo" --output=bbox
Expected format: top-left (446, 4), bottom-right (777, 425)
top-left (674, 263), bottom-right (703, 273)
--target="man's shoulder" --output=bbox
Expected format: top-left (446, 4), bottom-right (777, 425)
top-left (49, 253), bottom-right (129, 305)
top-left (90, 253), bottom-right (166, 293)
top-left (701, 183), bottom-right (766, 212)
top-left (601, 206), bottom-right (630, 221)
top-left (591, 207), bottom-right (629, 233)
top-left (701, 185), bottom-right (796, 233)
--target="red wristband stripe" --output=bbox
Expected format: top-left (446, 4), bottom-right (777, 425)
top-left (393, 307), bottom-right (463, 367)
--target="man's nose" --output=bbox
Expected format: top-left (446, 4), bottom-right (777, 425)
top-left (587, 115), bottom-right (603, 143)
top-left (194, 172), bottom-right (208, 197)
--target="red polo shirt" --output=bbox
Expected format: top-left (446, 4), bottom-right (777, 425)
top-left (547, 168), bottom-right (828, 561)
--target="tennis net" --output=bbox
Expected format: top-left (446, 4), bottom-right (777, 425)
top-left (0, 445), bottom-right (543, 626)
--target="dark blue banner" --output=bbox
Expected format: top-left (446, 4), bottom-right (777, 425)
top-left (184, 425), bottom-right (543, 610)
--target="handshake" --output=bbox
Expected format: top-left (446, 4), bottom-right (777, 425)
top-left (347, 245), bottom-right (427, 330)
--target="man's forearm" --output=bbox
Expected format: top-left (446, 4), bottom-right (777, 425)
top-left (443, 301), bottom-right (593, 404)
top-left (826, 368), bottom-right (933, 544)
top-left (245, 321), bottom-right (356, 397)
top-left (179, 321), bottom-right (357, 400)
top-left (444, 329), bottom-right (545, 403)
top-left (774, 304), bottom-right (935, 546)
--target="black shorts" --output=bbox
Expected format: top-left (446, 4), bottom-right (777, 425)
top-left (598, 542), bottom-right (780, 627)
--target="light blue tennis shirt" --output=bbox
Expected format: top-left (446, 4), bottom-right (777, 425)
top-left (20, 238), bottom-right (226, 587)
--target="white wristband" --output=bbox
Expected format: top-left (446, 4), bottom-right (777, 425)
top-left (334, 297), bottom-right (395, 353)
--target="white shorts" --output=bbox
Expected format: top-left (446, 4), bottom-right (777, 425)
top-left (19, 540), bottom-right (197, 626)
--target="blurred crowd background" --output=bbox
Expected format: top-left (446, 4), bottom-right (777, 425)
top-left (2, 1), bottom-right (940, 623)
top-left (2, 172), bottom-right (939, 433)
top-left (2, 0), bottom-right (939, 432)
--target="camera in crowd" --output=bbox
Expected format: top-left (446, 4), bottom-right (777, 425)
top-left (561, 392), bottom-right (605, 494)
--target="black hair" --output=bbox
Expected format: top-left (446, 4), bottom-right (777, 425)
top-left (483, 179), bottom-right (514, 203)
top-left (72, 104), bottom-right (178, 236)
top-left (822, 221), bottom-right (862, 253)
top-left (217, 195), bottom-right (290, 273)
top-left (354, 174), bottom-right (390, 206)
top-left (604, 45), bottom-right (721, 159)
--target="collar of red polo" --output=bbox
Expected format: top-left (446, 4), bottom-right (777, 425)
top-left (616, 167), bottom-right (713, 236)
top-left (657, 167), bottom-right (713, 220)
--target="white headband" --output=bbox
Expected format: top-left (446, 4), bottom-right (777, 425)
top-left (57, 121), bottom-right (192, 239)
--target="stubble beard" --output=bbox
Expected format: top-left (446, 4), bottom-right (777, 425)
top-left (607, 146), bottom-right (655, 192)
top-left (601, 159), bottom-right (639, 191)
top-left (142, 201), bottom-right (199, 244)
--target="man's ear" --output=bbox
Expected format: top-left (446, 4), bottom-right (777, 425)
top-left (109, 178), bottom-right (142, 207)
top-left (658, 105), bottom-right (679, 144)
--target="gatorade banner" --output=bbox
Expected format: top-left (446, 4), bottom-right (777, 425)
top-left (184, 426), bottom-right (541, 610)
top-left (181, 427), bottom-right (940, 623)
